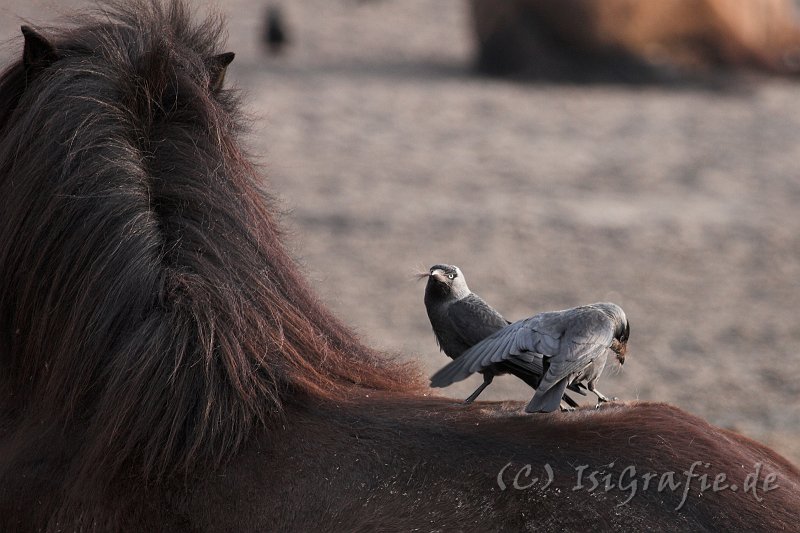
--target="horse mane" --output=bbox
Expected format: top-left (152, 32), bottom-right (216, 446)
top-left (0, 0), bottom-right (421, 486)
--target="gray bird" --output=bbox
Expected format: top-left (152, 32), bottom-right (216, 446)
top-left (421, 264), bottom-right (582, 408)
top-left (430, 302), bottom-right (630, 413)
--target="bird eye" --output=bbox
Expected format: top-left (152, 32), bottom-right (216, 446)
top-left (447, 273), bottom-right (455, 280)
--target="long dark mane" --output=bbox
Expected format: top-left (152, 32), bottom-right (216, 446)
top-left (0, 0), bottom-right (420, 487)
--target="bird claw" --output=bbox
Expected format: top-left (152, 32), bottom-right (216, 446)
top-left (560, 405), bottom-right (576, 412)
top-left (595, 397), bottom-right (618, 408)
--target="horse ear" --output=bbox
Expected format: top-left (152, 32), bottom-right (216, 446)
top-left (21, 26), bottom-right (57, 70)
top-left (207, 52), bottom-right (235, 93)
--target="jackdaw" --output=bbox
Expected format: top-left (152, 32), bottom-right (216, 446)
top-left (421, 264), bottom-right (582, 408)
top-left (431, 302), bottom-right (630, 413)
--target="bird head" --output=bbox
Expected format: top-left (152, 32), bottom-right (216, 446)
top-left (611, 319), bottom-right (630, 365)
top-left (421, 264), bottom-right (471, 303)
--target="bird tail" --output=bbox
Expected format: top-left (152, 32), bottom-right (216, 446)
top-left (525, 377), bottom-right (569, 413)
top-left (430, 357), bottom-right (473, 388)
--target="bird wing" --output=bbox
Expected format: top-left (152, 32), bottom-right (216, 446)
top-left (524, 342), bottom-right (610, 413)
top-left (431, 306), bottom-right (616, 393)
top-left (533, 341), bottom-right (610, 393)
top-left (525, 375), bottom-right (570, 413)
top-left (430, 315), bottom-right (559, 387)
top-left (523, 307), bottom-right (617, 412)
top-left (496, 354), bottom-right (545, 382)
top-left (531, 307), bottom-right (617, 394)
top-left (446, 294), bottom-right (509, 347)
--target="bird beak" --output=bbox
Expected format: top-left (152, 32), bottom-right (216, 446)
top-left (611, 340), bottom-right (626, 365)
top-left (429, 270), bottom-right (447, 283)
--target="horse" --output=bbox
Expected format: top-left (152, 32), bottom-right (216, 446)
top-left (0, 2), bottom-right (797, 530)
top-left (469, 0), bottom-right (800, 80)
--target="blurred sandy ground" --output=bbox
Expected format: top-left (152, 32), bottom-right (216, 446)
top-left (2, 0), bottom-right (798, 464)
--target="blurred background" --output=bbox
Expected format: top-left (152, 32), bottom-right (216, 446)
top-left (2, 0), bottom-right (798, 463)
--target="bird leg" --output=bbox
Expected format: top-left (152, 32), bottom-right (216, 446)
top-left (586, 376), bottom-right (617, 403)
top-left (567, 382), bottom-right (588, 396)
top-left (464, 373), bottom-right (494, 404)
top-left (588, 385), bottom-right (618, 407)
top-left (560, 392), bottom-right (579, 411)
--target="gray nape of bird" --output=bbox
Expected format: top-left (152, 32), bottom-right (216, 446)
top-left (421, 264), bottom-right (582, 408)
top-left (430, 302), bottom-right (630, 413)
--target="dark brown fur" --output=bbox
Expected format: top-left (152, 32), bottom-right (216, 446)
top-left (0, 2), bottom-right (797, 531)
top-left (0, 0), bottom-right (419, 493)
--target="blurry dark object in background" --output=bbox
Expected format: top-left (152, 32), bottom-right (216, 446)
top-left (470, 0), bottom-right (800, 81)
top-left (263, 5), bottom-right (288, 54)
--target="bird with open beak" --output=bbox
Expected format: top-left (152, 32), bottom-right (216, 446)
top-left (421, 264), bottom-right (585, 408)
